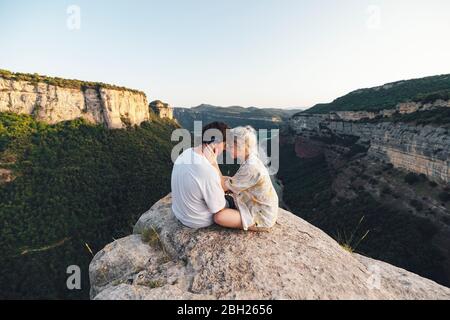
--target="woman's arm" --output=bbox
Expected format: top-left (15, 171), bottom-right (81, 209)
top-left (221, 176), bottom-right (231, 192)
top-left (225, 165), bottom-right (260, 195)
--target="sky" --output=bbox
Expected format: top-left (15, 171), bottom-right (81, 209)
top-left (1, 0), bottom-right (450, 109)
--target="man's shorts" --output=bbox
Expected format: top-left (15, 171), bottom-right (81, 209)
top-left (225, 194), bottom-right (237, 209)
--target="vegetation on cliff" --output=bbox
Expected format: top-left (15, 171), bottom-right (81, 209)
top-left (0, 112), bottom-right (177, 299)
top-left (361, 107), bottom-right (450, 127)
top-left (0, 69), bottom-right (145, 95)
top-left (302, 74), bottom-right (450, 114)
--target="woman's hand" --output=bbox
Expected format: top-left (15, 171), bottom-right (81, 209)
top-left (222, 176), bottom-right (232, 192)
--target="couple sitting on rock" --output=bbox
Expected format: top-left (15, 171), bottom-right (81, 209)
top-left (171, 122), bottom-right (279, 232)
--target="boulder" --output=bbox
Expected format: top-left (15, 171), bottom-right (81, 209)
top-left (89, 195), bottom-right (450, 300)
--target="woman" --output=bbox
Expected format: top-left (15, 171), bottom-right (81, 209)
top-left (212, 126), bottom-right (279, 232)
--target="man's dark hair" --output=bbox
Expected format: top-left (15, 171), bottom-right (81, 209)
top-left (202, 122), bottom-right (230, 145)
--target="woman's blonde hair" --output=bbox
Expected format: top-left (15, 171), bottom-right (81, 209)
top-left (230, 126), bottom-right (268, 164)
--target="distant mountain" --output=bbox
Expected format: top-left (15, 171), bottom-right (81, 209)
top-left (174, 104), bottom-right (303, 131)
top-left (302, 74), bottom-right (450, 114)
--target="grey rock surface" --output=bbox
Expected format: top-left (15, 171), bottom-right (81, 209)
top-left (90, 195), bottom-right (450, 300)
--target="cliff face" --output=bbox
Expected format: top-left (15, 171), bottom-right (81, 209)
top-left (89, 195), bottom-right (450, 300)
top-left (316, 100), bottom-right (450, 122)
top-left (290, 114), bottom-right (450, 183)
top-left (0, 76), bottom-right (150, 128)
top-left (150, 100), bottom-right (174, 120)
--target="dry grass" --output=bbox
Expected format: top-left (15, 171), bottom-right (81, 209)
top-left (141, 226), bottom-right (171, 262)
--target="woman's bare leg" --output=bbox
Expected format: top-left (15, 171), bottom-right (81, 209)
top-left (214, 209), bottom-right (243, 229)
top-left (214, 209), bottom-right (269, 232)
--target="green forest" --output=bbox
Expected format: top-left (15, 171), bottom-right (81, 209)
top-left (0, 112), bottom-right (177, 299)
top-left (303, 74), bottom-right (450, 113)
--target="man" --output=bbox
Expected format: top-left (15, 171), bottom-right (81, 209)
top-left (171, 122), bottom-right (232, 229)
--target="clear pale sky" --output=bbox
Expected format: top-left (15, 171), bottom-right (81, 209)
top-left (1, 0), bottom-right (450, 108)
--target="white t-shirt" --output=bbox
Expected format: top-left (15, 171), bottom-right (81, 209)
top-left (171, 148), bottom-right (226, 229)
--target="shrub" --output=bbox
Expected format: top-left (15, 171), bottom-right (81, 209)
top-left (382, 186), bottom-right (392, 195)
top-left (404, 173), bottom-right (420, 185)
top-left (442, 216), bottom-right (450, 226)
top-left (438, 192), bottom-right (450, 203)
top-left (346, 143), bottom-right (369, 158)
top-left (410, 199), bottom-right (424, 211)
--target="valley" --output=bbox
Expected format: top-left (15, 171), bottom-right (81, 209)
top-left (0, 70), bottom-right (179, 299)
top-left (172, 74), bottom-right (450, 288)
top-left (1, 70), bottom-right (449, 299)
top-left (278, 134), bottom-right (450, 287)
top-left (174, 104), bottom-right (302, 131)
top-left (276, 75), bottom-right (450, 287)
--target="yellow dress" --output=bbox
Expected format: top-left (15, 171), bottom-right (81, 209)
top-left (224, 154), bottom-right (279, 231)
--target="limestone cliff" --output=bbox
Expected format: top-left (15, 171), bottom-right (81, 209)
top-left (0, 74), bottom-right (150, 129)
top-left (89, 195), bottom-right (450, 300)
top-left (290, 114), bottom-right (450, 183)
top-left (316, 99), bottom-right (450, 122)
top-left (150, 100), bottom-right (174, 120)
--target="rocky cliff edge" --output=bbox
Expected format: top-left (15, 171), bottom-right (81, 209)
top-left (89, 195), bottom-right (450, 300)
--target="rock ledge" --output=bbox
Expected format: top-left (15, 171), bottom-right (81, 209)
top-left (89, 195), bottom-right (450, 300)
